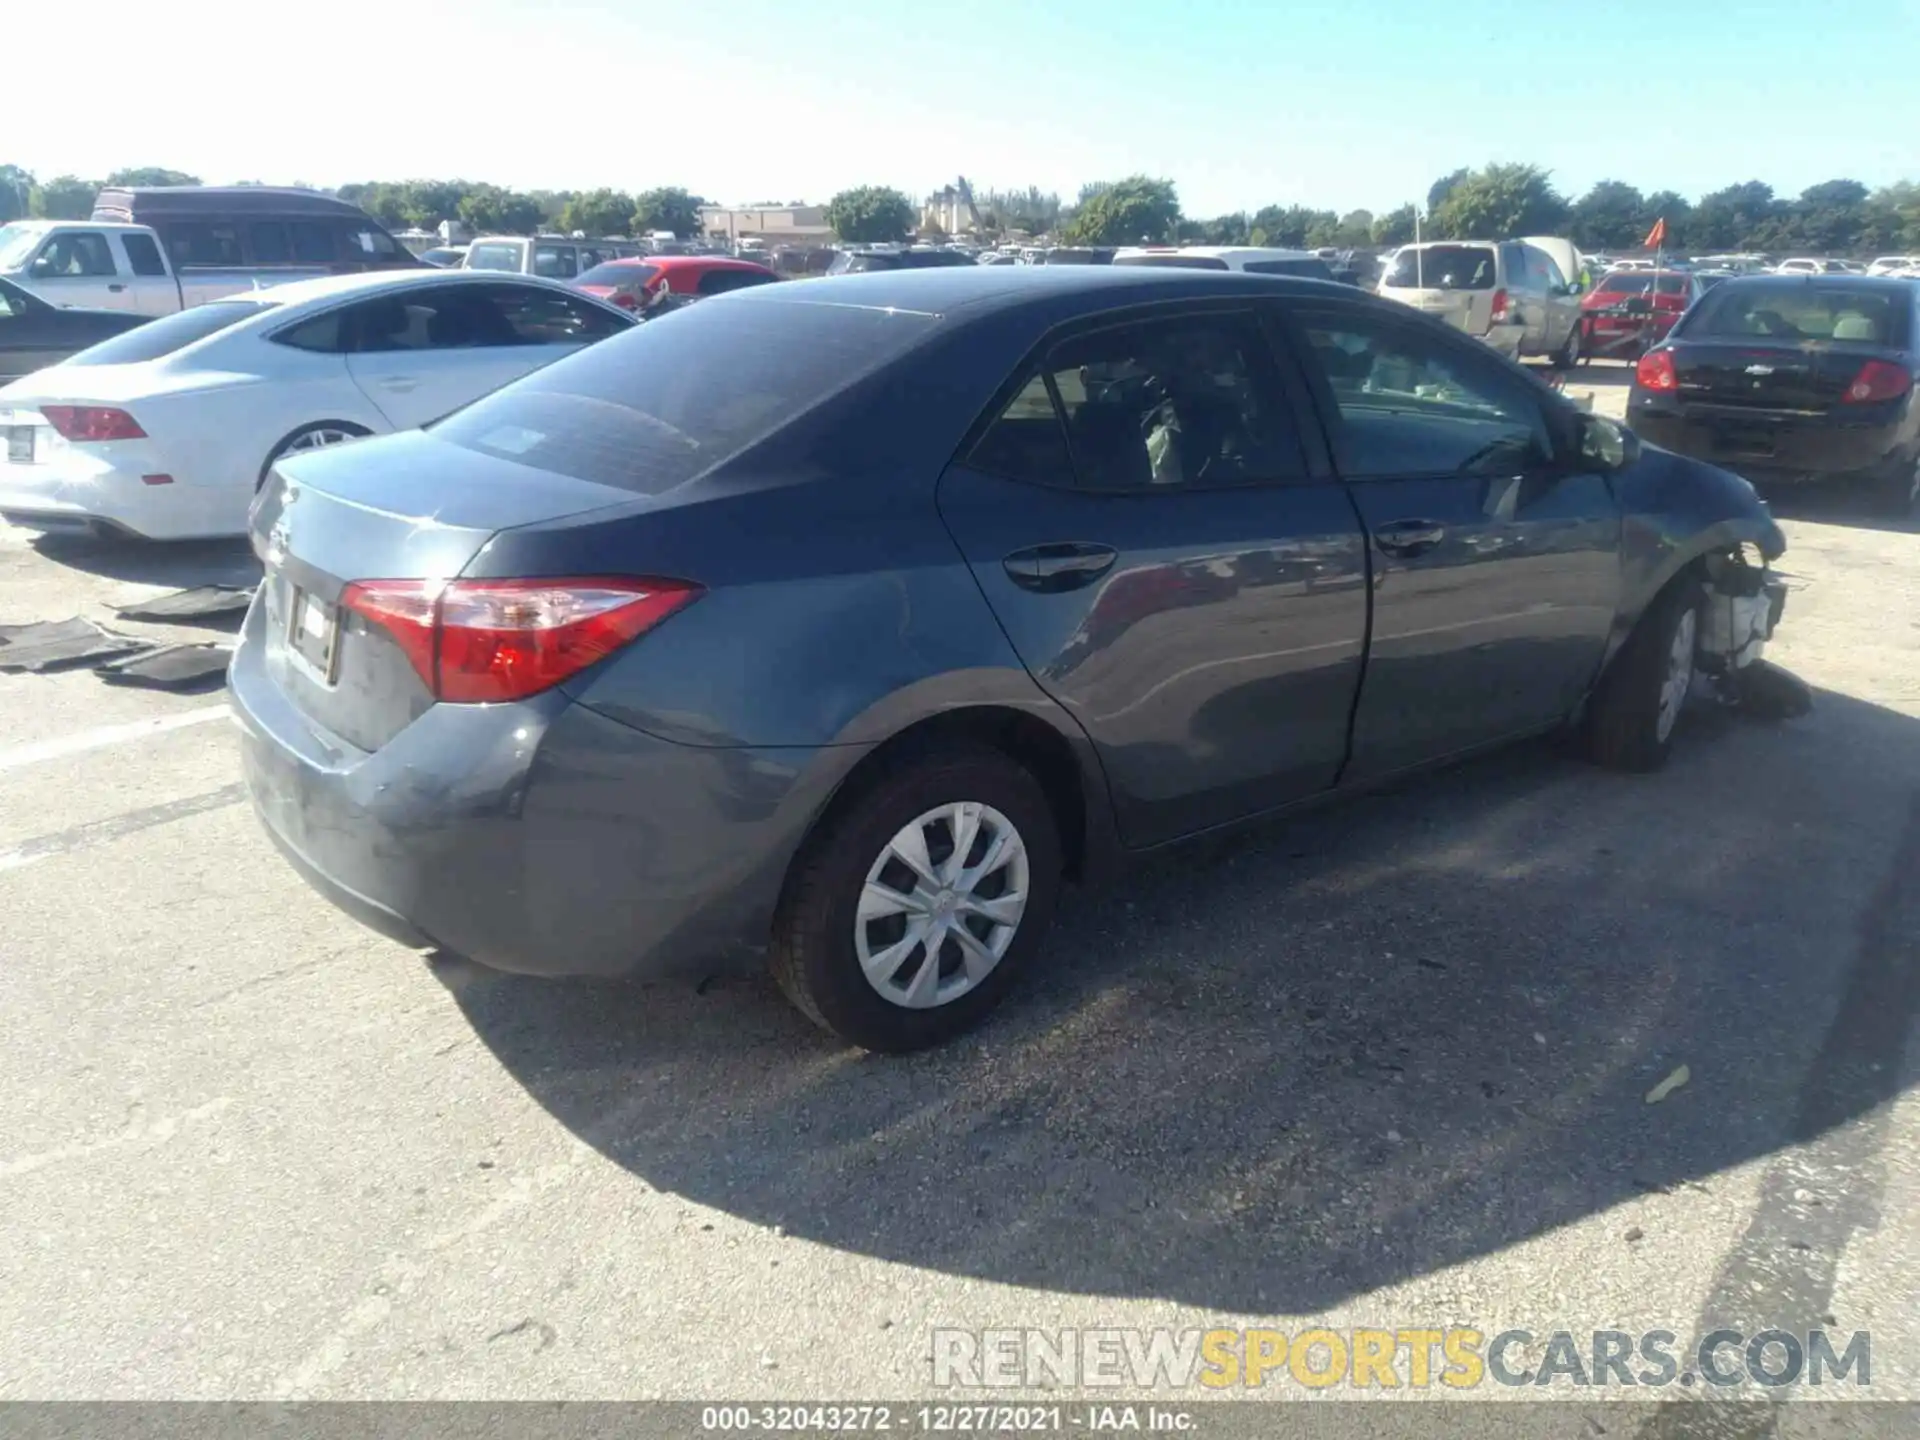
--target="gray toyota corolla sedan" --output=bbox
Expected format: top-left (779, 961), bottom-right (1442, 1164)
top-left (233, 265), bottom-right (1789, 1052)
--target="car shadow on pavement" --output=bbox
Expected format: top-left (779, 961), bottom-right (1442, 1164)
top-left (30, 534), bottom-right (261, 589)
top-left (440, 687), bottom-right (1920, 1313)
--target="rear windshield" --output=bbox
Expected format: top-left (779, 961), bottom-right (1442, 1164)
top-left (465, 241), bottom-right (524, 272)
top-left (1598, 273), bottom-right (1690, 296)
top-left (1244, 258), bottom-right (1336, 279)
top-left (431, 298), bottom-right (939, 494)
top-left (1680, 284), bottom-right (1911, 346)
top-left (1112, 254), bottom-right (1230, 270)
top-left (576, 262), bottom-right (659, 288)
top-left (1384, 245), bottom-right (1496, 290)
top-left (62, 300), bottom-right (270, 365)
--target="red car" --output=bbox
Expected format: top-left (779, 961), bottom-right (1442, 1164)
top-left (572, 255), bottom-right (780, 311)
top-left (1580, 269), bottom-right (1707, 356)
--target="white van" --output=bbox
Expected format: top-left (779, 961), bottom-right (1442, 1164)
top-left (463, 234), bottom-right (642, 280)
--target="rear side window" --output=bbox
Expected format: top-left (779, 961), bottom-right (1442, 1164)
top-left (697, 268), bottom-right (776, 296)
top-left (120, 232), bottom-right (167, 277)
top-left (431, 298), bottom-right (939, 494)
top-left (1680, 284), bottom-right (1911, 345)
top-left (1037, 313), bottom-right (1305, 491)
top-left (62, 300), bottom-right (269, 365)
top-left (169, 222), bottom-right (243, 267)
top-left (273, 310), bottom-right (347, 353)
top-left (968, 373), bottom-right (1074, 484)
top-left (250, 222), bottom-right (291, 264)
top-left (531, 244), bottom-right (578, 279)
top-left (291, 221), bottom-right (336, 263)
top-left (1384, 246), bottom-right (1495, 290)
top-left (465, 241), bottom-right (523, 273)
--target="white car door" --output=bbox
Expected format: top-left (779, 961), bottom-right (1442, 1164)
top-left (24, 230), bottom-right (131, 310)
top-left (342, 283), bottom-right (625, 430)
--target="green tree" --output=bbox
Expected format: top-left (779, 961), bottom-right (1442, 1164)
top-left (827, 185), bottom-right (916, 243)
top-left (0, 165), bottom-right (33, 223)
top-left (400, 180), bottom-right (471, 230)
top-left (104, 167), bottom-right (201, 188)
top-left (1427, 168), bottom-right (1470, 215)
top-left (1062, 176), bottom-right (1181, 246)
top-left (1370, 204), bottom-right (1417, 246)
top-left (1569, 180), bottom-right (1646, 250)
top-left (1250, 204), bottom-right (1325, 248)
top-left (631, 187), bottom-right (702, 238)
top-left (1199, 211), bottom-right (1252, 245)
top-left (1333, 209), bottom-right (1374, 248)
top-left (559, 188), bottom-right (635, 236)
top-left (1431, 163), bottom-right (1568, 240)
top-left (1639, 191), bottom-right (1692, 248)
top-left (1793, 179), bottom-right (1870, 254)
top-left (29, 175), bottom-right (99, 219)
top-left (457, 185), bottom-right (543, 235)
top-left (1690, 181), bottom-right (1777, 250)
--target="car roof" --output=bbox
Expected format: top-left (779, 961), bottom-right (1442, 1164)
top-left (726, 263), bottom-right (1349, 319)
top-left (245, 267), bottom-right (582, 309)
top-left (590, 255), bottom-right (767, 271)
top-left (1715, 273), bottom-right (1915, 290)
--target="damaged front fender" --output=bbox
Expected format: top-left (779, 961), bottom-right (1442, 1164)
top-left (1614, 447), bottom-right (1787, 627)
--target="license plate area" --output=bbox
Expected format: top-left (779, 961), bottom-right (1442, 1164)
top-left (5, 426), bottom-right (34, 463)
top-left (286, 587), bottom-right (340, 683)
top-left (1714, 423), bottom-right (1778, 458)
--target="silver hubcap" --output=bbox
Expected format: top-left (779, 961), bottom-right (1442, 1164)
top-left (1657, 607), bottom-right (1697, 743)
top-left (855, 801), bottom-right (1029, 1009)
top-left (286, 427), bottom-right (357, 453)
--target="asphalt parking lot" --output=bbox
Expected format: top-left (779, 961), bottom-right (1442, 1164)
top-left (1, 362), bottom-right (1917, 1419)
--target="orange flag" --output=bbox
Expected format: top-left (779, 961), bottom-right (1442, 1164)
top-left (1644, 217), bottom-right (1667, 251)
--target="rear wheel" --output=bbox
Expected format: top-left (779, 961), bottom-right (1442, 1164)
top-left (1555, 319), bottom-right (1583, 368)
top-left (770, 747), bottom-right (1062, 1052)
top-left (259, 422), bottom-right (371, 490)
top-left (1864, 454), bottom-right (1920, 519)
top-left (1582, 579), bottom-right (1701, 772)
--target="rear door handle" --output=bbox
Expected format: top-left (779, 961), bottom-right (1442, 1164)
top-left (1004, 542), bottom-right (1117, 592)
top-left (379, 377), bottom-right (420, 393)
top-left (1373, 519), bottom-right (1447, 558)
top-left (107, 283), bottom-right (126, 293)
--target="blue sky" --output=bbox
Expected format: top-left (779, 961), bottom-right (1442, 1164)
top-left (13, 0), bottom-right (1919, 216)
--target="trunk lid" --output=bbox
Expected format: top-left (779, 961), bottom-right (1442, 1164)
top-left (1669, 340), bottom-right (1879, 412)
top-left (250, 428), bottom-right (645, 752)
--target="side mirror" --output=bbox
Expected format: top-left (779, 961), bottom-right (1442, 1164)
top-left (1579, 413), bottom-right (1639, 471)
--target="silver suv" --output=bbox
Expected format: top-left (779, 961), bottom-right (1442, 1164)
top-left (1378, 240), bottom-right (1584, 364)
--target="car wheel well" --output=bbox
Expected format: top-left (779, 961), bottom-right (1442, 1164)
top-left (812, 708), bottom-right (1089, 884)
top-left (258, 420), bottom-right (373, 489)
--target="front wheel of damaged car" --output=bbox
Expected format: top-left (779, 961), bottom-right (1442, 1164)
top-left (1582, 578), bottom-right (1702, 773)
top-left (771, 748), bottom-right (1062, 1052)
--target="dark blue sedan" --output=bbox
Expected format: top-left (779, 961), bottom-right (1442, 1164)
top-left (232, 265), bottom-right (1788, 1051)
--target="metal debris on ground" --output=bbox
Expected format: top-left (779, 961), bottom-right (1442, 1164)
top-left (113, 585), bottom-right (255, 622)
top-left (0, 618), bottom-right (148, 673)
top-left (95, 643), bottom-right (234, 691)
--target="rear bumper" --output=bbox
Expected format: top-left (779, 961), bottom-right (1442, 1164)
top-left (1629, 399), bottom-right (1909, 480)
top-left (0, 444), bottom-right (210, 540)
top-left (230, 597), bottom-right (870, 980)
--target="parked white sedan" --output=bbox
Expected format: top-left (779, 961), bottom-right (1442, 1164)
top-left (0, 270), bottom-right (632, 540)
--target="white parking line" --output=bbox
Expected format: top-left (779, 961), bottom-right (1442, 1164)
top-left (0, 706), bottom-right (229, 774)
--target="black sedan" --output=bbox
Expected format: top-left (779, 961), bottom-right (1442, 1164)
top-left (236, 266), bottom-right (1788, 1052)
top-left (1628, 274), bottom-right (1919, 514)
top-left (0, 276), bottom-right (149, 385)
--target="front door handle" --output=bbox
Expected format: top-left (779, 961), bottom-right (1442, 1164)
top-left (1373, 519), bottom-right (1447, 558)
top-left (107, 283), bottom-right (127, 293)
top-left (1004, 542), bottom-right (1117, 592)
top-left (379, 377), bottom-right (420, 393)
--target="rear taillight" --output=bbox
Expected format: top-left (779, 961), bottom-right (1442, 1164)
top-left (1489, 288), bottom-right (1511, 323)
top-left (339, 577), bottom-right (702, 703)
top-left (40, 405), bottom-right (146, 442)
top-left (1841, 359), bottom-right (1913, 405)
top-left (1636, 349), bottom-right (1678, 392)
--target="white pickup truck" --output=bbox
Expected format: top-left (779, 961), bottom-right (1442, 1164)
top-left (0, 186), bottom-right (418, 316)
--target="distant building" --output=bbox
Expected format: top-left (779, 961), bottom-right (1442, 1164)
top-left (922, 180), bottom-right (983, 236)
top-left (700, 204), bottom-right (832, 244)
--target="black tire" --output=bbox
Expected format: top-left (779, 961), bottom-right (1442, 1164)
top-left (770, 746), bottom-right (1062, 1052)
top-left (258, 422), bottom-right (372, 490)
top-left (1582, 578), bottom-right (1702, 772)
top-left (1863, 455), bottom-right (1920, 519)
top-left (1555, 319), bottom-right (1584, 369)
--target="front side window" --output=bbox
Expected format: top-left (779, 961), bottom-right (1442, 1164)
top-left (250, 222), bottom-right (291, 264)
top-left (1041, 313), bottom-right (1304, 491)
top-left (487, 285), bottom-right (628, 344)
top-left (31, 231), bottom-right (117, 279)
top-left (290, 222), bottom-right (337, 263)
top-left (346, 288), bottom-right (513, 352)
top-left (465, 241), bottom-right (524, 273)
top-left (531, 244), bottom-right (578, 279)
top-left (1294, 309), bottom-right (1553, 479)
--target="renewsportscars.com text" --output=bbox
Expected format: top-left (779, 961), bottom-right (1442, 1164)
top-left (932, 1327), bottom-right (1871, 1391)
